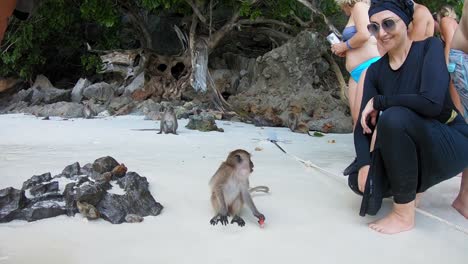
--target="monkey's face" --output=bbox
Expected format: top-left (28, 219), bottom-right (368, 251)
top-left (232, 151), bottom-right (254, 177)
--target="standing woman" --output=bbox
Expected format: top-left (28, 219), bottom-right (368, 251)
top-left (438, 6), bottom-right (459, 63)
top-left (437, 5), bottom-right (464, 119)
top-left (353, 0), bottom-right (468, 234)
top-left (331, 0), bottom-right (381, 126)
top-left (408, 1), bottom-right (434, 41)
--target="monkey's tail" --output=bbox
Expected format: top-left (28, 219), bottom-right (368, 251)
top-left (249, 186), bottom-right (270, 193)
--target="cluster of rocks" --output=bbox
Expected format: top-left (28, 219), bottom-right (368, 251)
top-left (0, 156), bottom-right (163, 224)
top-left (227, 31), bottom-right (352, 133)
top-left (0, 30), bottom-right (352, 133)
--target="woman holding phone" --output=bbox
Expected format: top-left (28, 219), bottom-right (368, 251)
top-left (331, 0), bottom-right (381, 175)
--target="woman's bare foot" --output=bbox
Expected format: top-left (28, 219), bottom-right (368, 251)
top-left (369, 201), bottom-right (415, 234)
top-left (452, 198), bottom-right (468, 219)
top-left (452, 169), bottom-right (468, 219)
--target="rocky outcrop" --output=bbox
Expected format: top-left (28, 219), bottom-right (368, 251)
top-left (228, 31), bottom-right (352, 133)
top-left (71, 78), bottom-right (92, 103)
top-left (0, 156), bottom-right (163, 223)
top-left (0, 188), bottom-right (28, 223)
top-left (82, 82), bottom-right (115, 102)
top-left (186, 112), bottom-right (224, 132)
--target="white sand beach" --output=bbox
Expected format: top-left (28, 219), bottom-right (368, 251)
top-left (0, 114), bottom-right (466, 264)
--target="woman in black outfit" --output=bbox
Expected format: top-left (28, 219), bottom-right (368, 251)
top-left (351, 0), bottom-right (468, 234)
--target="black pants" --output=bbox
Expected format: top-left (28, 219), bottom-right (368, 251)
top-left (376, 107), bottom-right (468, 204)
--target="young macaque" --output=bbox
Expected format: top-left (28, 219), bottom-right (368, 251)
top-left (209, 149), bottom-right (268, 227)
top-left (158, 106), bottom-right (178, 135)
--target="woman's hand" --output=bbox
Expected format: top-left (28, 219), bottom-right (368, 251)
top-left (358, 165), bottom-right (370, 193)
top-left (331, 42), bottom-right (348, 57)
top-left (360, 97), bottom-right (378, 134)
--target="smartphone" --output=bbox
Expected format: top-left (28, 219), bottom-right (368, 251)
top-left (327, 33), bottom-right (340, 45)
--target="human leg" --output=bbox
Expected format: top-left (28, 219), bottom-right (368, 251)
top-left (369, 107), bottom-right (467, 233)
top-left (452, 168), bottom-right (468, 218)
top-left (348, 78), bottom-right (358, 126)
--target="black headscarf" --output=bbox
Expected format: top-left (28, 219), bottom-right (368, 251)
top-left (368, 0), bottom-right (415, 26)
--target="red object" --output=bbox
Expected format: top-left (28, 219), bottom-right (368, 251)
top-left (258, 218), bottom-right (265, 228)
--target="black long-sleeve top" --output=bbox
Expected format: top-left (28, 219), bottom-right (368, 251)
top-left (354, 37), bottom-right (455, 169)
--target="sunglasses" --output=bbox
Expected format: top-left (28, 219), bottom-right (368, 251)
top-left (367, 18), bottom-right (402, 36)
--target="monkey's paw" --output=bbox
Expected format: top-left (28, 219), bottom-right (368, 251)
top-left (230, 216), bottom-right (245, 227)
top-left (255, 214), bottom-right (265, 221)
top-left (256, 214), bottom-right (265, 227)
top-left (210, 214), bottom-right (229, 226)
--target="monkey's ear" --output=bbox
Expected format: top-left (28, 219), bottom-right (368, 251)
top-left (234, 154), bottom-right (242, 164)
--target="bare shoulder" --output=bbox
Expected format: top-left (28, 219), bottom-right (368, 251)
top-left (353, 1), bottom-right (369, 11)
top-left (352, 2), bottom-right (371, 24)
top-left (414, 3), bottom-right (432, 20)
top-left (209, 162), bottom-right (232, 185)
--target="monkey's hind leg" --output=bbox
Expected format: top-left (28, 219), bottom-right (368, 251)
top-left (229, 196), bottom-right (245, 227)
top-left (157, 122), bottom-right (164, 134)
top-left (210, 193), bottom-right (228, 225)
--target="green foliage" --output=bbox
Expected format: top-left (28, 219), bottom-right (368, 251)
top-left (238, 1), bottom-right (262, 19)
top-left (80, 0), bottom-right (119, 27)
top-left (141, 0), bottom-right (184, 10)
top-left (80, 54), bottom-right (103, 74)
top-left (0, 0), bottom-right (122, 80)
top-left (418, 0), bottom-right (463, 18)
top-left (1, 0), bottom-right (80, 79)
top-left (266, 0), bottom-right (310, 20)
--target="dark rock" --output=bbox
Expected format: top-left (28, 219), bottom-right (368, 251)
top-left (80, 163), bottom-right (93, 176)
top-left (76, 176), bottom-right (91, 187)
top-left (185, 113), bottom-right (223, 132)
top-left (113, 103), bottom-right (135, 116)
top-left (85, 99), bottom-right (107, 116)
top-left (30, 75), bottom-right (71, 105)
top-left (97, 172), bottom-right (163, 224)
top-left (92, 156), bottom-right (119, 174)
top-left (108, 96), bottom-right (133, 112)
top-left (10, 88), bottom-right (33, 104)
top-left (71, 78), bottom-right (91, 103)
top-left (82, 82), bottom-right (115, 102)
top-left (22, 172), bottom-right (52, 190)
top-left (28, 193), bottom-right (63, 205)
top-left (29, 181), bottom-right (59, 196)
top-left (62, 162), bottom-right (81, 178)
top-left (0, 101), bottom-right (28, 114)
top-left (96, 193), bottom-right (127, 224)
top-left (1, 158), bottom-right (162, 224)
top-left (123, 72), bottom-right (145, 96)
top-left (228, 31), bottom-right (352, 133)
top-left (20, 200), bottom-right (67, 222)
top-left (63, 182), bottom-right (77, 216)
top-left (20, 102), bottom-right (85, 118)
top-left (144, 111), bottom-right (161, 120)
top-left (95, 172), bottom-right (112, 183)
top-left (133, 99), bottom-right (161, 115)
top-left (0, 187), bottom-right (27, 222)
top-left (75, 183), bottom-right (106, 206)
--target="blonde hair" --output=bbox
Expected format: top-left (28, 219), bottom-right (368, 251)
top-left (334, 0), bottom-right (365, 7)
top-left (438, 5), bottom-right (458, 21)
